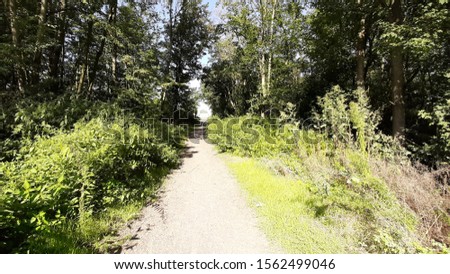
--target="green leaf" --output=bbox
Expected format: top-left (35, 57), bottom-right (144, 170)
top-left (23, 180), bottom-right (30, 190)
top-left (57, 174), bottom-right (65, 184)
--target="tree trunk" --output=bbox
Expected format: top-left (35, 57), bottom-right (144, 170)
top-left (111, 48), bottom-right (117, 93)
top-left (32, 0), bottom-right (48, 85)
top-left (76, 20), bottom-right (93, 94)
top-left (266, 0), bottom-right (277, 96)
top-left (258, 0), bottom-right (267, 117)
top-left (356, 14), bottom-right (366, 89)
top-left (111, 0), bottom-right (118, 92)
top-left (160, 0), bottom-right (174, 116)
top-left (258, 0), bottom-right (278, 117)
top-left (259, 54), bottom-right (267, 96)
top-left (8, 0), bottom-right (25, 94)
top-left (49, 0), bottom-right (66, 91)
top-left (390, 0), bottom-right (405, 139)
top-left (88, 0), bottom-right (117, 94)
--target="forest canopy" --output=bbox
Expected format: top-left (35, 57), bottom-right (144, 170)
top-left (203, 0), bottom-right (450, 166)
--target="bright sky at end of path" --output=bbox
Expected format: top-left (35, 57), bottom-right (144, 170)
top-left (189, 79), bottom-right (212, 122)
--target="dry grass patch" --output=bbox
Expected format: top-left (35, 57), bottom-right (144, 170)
top-left (370, 160), bottom-right (450, 246)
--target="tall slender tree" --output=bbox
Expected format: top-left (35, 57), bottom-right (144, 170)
top-left (389, 0), bottom-right (405, 139)
top-left (161, 0), bottom-right (211, 120)
top-left (7, 0), bottom-right (25, 94)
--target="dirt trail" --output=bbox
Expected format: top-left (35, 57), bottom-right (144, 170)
top-left (121, 127), bottom-right (278, 253)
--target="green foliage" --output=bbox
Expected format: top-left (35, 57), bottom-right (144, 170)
top-left (312, 86), bottom-right (408, 161)
top-left (202, 53), bottom-right (256, 117)
top-left (206, 0), bottom-right (450, 166)
top-left (313, 86), bottom-right (352, 146)
top-left (208, 115), bottom-right (300, 158)
top-left (12, 94), bottom-right (94, 139)
top-left (418, 96), bottom-right (450, 165)
top-left (26, 203), bottom-right (141, 254)
top-left (0, 0), bottom-right (204, 254)
top-left (209, 116), bottom-right (433, 253)
top-left (0, 117), bottom-right (181, 253)
top-left (160, 0), bottom-right (211, 119)
top-left (204, 1), bottom-right (305, 117)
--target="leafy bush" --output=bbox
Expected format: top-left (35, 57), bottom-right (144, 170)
top-left (312, 86), bottom-right (411, 162)
top-left (418, 97), bottom-right (450, 165)
top-left (12, 94), bottom-right (94, 139)
top-left (208, 115), bottom-right (449, 253)
top-left (207, 115), bottom-right (316, 158)
top-left (0, 117), bottom-right (181, 252)
top-left (313, 86), bottom-right (381, 152)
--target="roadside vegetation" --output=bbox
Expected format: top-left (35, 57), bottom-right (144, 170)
top-left (0, 97), bottom-right (187, 253)
top-left (0, 0), bottom-right (209, 253)
top-left (1, 0), bottom-right (449, 254)
top-left (208, 87), bottom-right (450, 253)
top-left (203, 0), bottom-right (450, 254)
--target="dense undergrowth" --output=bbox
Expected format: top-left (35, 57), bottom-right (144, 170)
top-left (208, 87), bottom-right (450, 253)
top-left (0, 93), bottom-right (186, 253)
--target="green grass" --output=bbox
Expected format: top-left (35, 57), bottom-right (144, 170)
top-left (25, 202), bottom-right (142, 254)
top-left (227, 156), bottom-right (422, 253)
top-left (227, 158), bottom-right (349, 253)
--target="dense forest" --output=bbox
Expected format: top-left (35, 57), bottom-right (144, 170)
top-left (0, 0), bottom-right (210, 253)
top-left (204, 0), bottom-right (450, 253)
top-left (204, 0), bottom-right (450, 166)
top-left (0, 0), bottom-right (449, 253)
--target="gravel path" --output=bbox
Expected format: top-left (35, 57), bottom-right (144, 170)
top-left (121, 128), bottom-right (277, 253)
